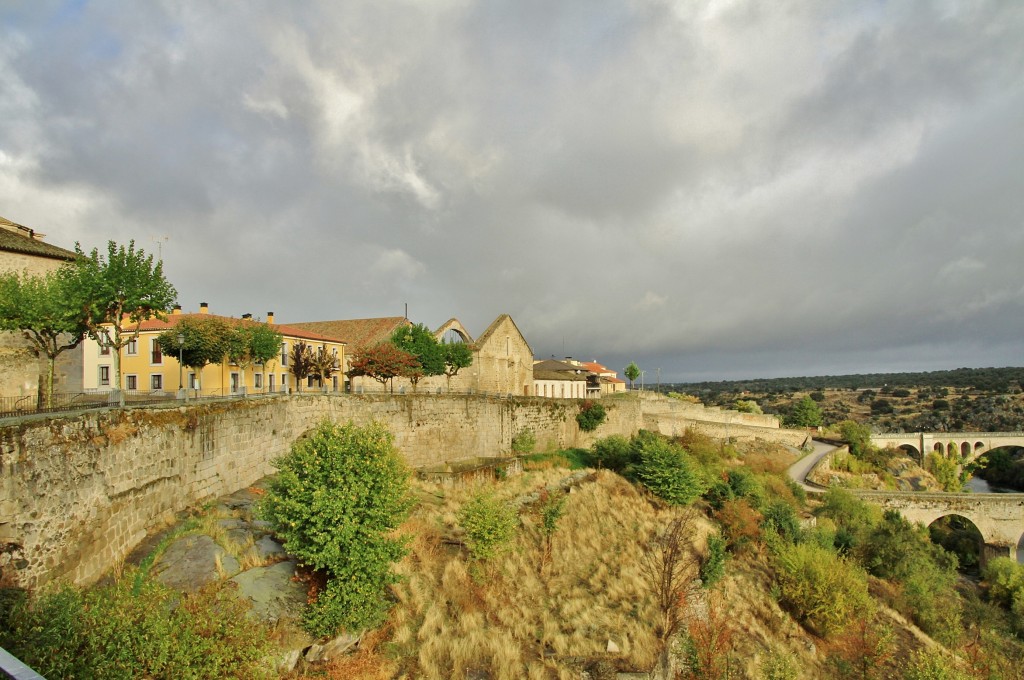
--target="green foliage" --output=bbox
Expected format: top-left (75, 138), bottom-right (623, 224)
top-left (441, 339), bottom-right (473, 387)
top-left (762, 500), bottom-right (802, 544)
top-left (391, 323), bottom-right (445, 387)
top-left (760, 647), bottom-right (799, 680)
top-left (0, 573), bottom-right (271, 679)
top-left (458, 493), bottom-right (518, 560)
top-left (927, 451), bottom-right (965, 492)
top-left (624, 361), bottom-right (640, 388)
top-left (774, 541), bottom-right (871, 637)
top-left (786, 395), bottom-right (823, 428)
top-left (836, 420), bottom-right (872, 459)
top-left (226, 321), bottom-right (283, 371)
top-left (734, 398), bottom-right (762, 414)
top-left (157, 316), bottom-right (234, 381)
top-left (705, 468), bottom-right (766, 510)
top-left (260, 420), bottom-right (412, 636)
top-left (576, 400), bottom-right (607, 432)
top-left (0, 267), bottom-right (90, 403)
top-left (900, 650), bottom-right (971, 680)
top-left (630, 434), bottom-right (706, 505)
top-left (589, 434), bottom-right (634, 471)
top-left (700, 533), bottom-right (728, 588)
top-left (511, 428), bottom-right (537, 454)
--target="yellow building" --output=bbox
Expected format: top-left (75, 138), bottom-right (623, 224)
top-left (82, 303), bottom-right (347, 396)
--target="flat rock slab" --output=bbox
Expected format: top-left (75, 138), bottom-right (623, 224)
top-left (230, 559), bottom-right (307, 625)
top-left (152, 534), bottom-right (240, 592)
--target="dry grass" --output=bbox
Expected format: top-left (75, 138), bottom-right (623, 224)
top-left (384, 469), bottom-right (673, 677)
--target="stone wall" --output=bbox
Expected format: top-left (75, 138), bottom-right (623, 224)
top-left (0, 392), bottom-right (800, 588)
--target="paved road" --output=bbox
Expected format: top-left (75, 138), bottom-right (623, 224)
top-left (786, 439), bottom-right (839, 493)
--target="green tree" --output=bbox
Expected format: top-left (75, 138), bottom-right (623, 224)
top-left (0, 268), bottom-right (90, 406)
top-left (226, 321), bottom-right (283, 388)
top-left (787, 395), bottom-right (823, 428)
top-left (774, 541), bottom-right (872, 637)
top-left (348, 342), bottom-right (421, 393)
top-left (837, 420), bottom-right (872, 459)
top-left (625, 361), bottom-right (640, 389)
top-left (391, 323), bottom-right (444, 390)
top-left (71, 240), bottom-right (177, 403)
top-left (576, 400), bottom-right (607, 432)
top-left (156, 316), bottom-right (233, 393)
top-left (259, 420), bottom-right (413, 636)
top-left (441, 339), bottom-right (473, 391)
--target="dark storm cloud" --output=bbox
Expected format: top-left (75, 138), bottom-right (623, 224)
top-left (1, 0), bottom-right (1022, 381)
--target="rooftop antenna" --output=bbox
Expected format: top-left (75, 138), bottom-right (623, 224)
top-left (404, 303), bottom-right (408, 320)
top-left (153, 235), bottom-right (168, 261)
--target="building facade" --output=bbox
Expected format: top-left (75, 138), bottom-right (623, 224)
top-left (82, 304), bottom-right (346, 396)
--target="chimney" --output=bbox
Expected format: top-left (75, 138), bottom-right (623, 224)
top-left (199, 302), bottom-right (209, 314)
top-left (172, 305), bottom-right (181, 315)
top-left (242, 313), bottom-right (252, 320)
top-left (267, 312), bottom-right (275, 325)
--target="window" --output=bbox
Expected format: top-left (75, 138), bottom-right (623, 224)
top-left (151, 374), bottom-right (163, 391)
top-left (281, 374), bottom-right (288, 392)
top-left (188, 372), bottom-right (197, 389)
top-left (268, 374), bottom-right (276, 392)
top-left (99, 344), bottom-right (110, 356)
top-left (99, 366), bottom-right (110, 386)
top-left (230, 372), bottom-right (240, 394)
top-left (125, 374), bottom-right (137, 391)
top-left (151, 338), bottom-right (162, 364)
top-left (254, 373), bottom-right (263, 389)
top-left (126, 339), bottom-right (138, 355)
top-left (280, 342), bottom-right (288, 366)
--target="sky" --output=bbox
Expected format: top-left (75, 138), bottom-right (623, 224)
top-left (1, 1), bottom-right (1022, 383)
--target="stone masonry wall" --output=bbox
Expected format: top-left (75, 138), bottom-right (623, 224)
top-left (0, 392), bottom-right (800, 588)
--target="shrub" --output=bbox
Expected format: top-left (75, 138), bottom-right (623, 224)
top-left (715, 499), bottom-right (762, 553)
top-left (901, 650), bottom-right (971, 680)
top-left (511, 428), bottom-right (536, 454)
top-left (774, 542), bottom-right (871, 637)
top-left (589, 434), bottom-right (634, 471)
top-left (260, 419), bottom-right (413, 636)
top-left (0, 574), bottom-right (271, 679)
top-left (700, 533), bottom-right (728, 588)
top-left (631, 435), bottom-right (706, 505)
top-left (576, 400), bottom-right (607, 432)
top-left (458, 493), bottom-right (518, 560)
top-left (762, 500), bottom-right (801, 544)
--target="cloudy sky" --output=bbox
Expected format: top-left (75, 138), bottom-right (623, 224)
top-left (2, 1), bottom-right (1022, 382)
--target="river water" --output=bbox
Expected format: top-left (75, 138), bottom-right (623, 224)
top-left (965, 476), bottom-right (1018, 494)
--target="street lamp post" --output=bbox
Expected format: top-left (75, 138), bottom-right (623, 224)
top-left (177, 333), bottom-right (186, 402)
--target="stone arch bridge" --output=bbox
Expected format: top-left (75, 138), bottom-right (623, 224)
top-left (870, 432), bottom-right (1024, 462)
top-left (852, 489), bottom-right (1024, 562)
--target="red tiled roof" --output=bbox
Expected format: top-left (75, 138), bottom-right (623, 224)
top-left (285, 317), bottom-right (410, 349)
top-left (123, 313), bottom-right (346, 344)
top-left (579, 361), bottom-right (613, 374)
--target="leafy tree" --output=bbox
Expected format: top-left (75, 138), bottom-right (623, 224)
top-left (441, 339), bottom-right (473, 391)
top-left (226, 322), bottom-right (282, 382)
top-left (259, 420), bottom-right (412, 636)
top-left (734, 399), bottom-right (762, 414)
top-left (348, 342), bottom-right (420, 393)
top-left (71, 240), bottom-right (177, 403)
top-left (289, 341), bottom-right (315, 392)
top-left (837, 420), bottom-right (872, 459)
top-left (391, 323), bottom-right (444, 390)
top-left (0, 268), bottom-right (90, 406)
top-left (624, 361), bottom-right (640, 389)
top-left (787, 395), bottom-right (823, 428)
top-left (589, 434), bottom-right (634, 471)
top-left (156, 316), bottom-right (233, 392)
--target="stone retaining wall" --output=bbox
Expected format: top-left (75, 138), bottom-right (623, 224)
top-left (0, 392), bottom-right (798, 588)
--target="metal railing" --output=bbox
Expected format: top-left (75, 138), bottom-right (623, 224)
top-left (0, 645), bottom-right (46, 680)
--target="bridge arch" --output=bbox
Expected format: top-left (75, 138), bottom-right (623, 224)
top-left (927, 513), bottom-right (984, 569)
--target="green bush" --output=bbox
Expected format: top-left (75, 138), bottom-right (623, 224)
top-left (458, 493), bottom-right (518, 560)
top-left (631, 435), bottom-right (707, 506)
top-left (511, 428), bottom-right (536, 454)
top-left (260, 419), bottom-right (413, 636)
top-left (576, 400), bottom-right (607, 432)
top-left (589, 434), bottom-right (634, 471)
top-left (700, 533), bottom-right (728, 588)
top-left (774, 542), bottom-right (871, 637)
top-left (762, 500), bottom-right (802, 544)
top-left (0, 574), bottom-right (271, 679)
top-left (901, 650), bottom-right (971, 680)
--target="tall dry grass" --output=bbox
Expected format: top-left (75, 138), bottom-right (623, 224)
top-left (385, 469), bottom-right (676, 678)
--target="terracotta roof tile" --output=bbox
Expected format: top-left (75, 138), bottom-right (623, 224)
top-left (124, 313), bottom-right (346, 343)
top-left (286, 317), bottom-right (410, 349)
top-left (0, 216), bottom-right (78, 262)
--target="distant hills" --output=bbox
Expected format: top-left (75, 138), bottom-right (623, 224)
top-left (663, 366), bottom-right (1024, 395)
